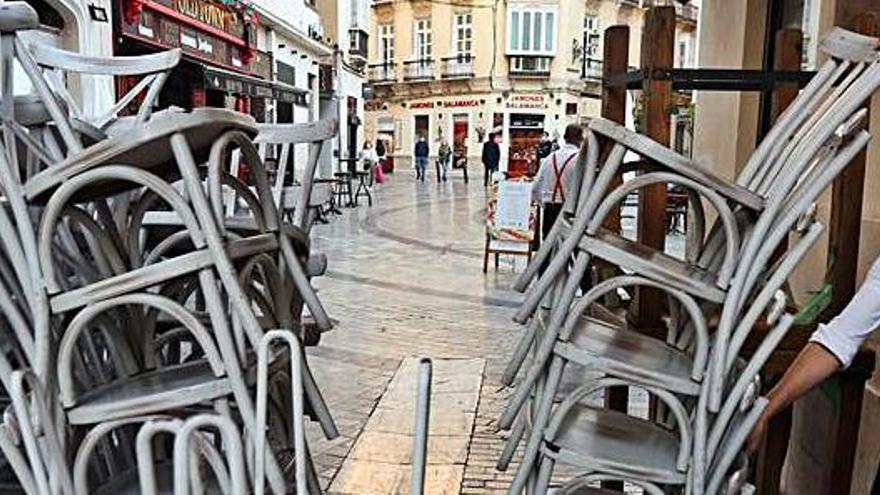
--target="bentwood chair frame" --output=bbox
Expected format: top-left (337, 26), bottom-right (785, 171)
top-left (506, 27), bottom-right (880, 413)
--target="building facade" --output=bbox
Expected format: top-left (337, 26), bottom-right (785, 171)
top-left (316, 0), bottom-right (370, 176)
top-left (363, 0), bottom-right (698, 174)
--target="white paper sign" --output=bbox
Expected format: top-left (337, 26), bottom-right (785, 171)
top-left (495, 181), bottom-right (532, 231)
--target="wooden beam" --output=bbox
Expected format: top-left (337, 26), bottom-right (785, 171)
top-left (823, 8), bottom-right (879, 495)
top-left (599, 24), bottom-right (631, 467)
top-left (635, 6), bottom-right (675, 331)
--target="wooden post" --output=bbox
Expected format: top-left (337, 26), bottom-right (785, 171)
top-left (822, 9), bottom-right (879, 493)
top-left (599, 26), bottom-right (630, 492)
top-left (600, 25), bottom-right (630, 234)
top-left (635, 6), bottom-right (675, 332)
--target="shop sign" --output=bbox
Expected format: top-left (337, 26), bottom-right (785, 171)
top-left (438, 99), bottom-right (478, 108)
top-left (409, 101), bottom-right (434, 109)
top-left (121, 0), bottom-right (258, 75)
top-left (507, 94), bottom-right (547, 109)
top-left (176, 0), bottom-right (243, 38)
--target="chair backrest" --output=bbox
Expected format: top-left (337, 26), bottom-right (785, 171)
top-left (252, 118), bottom-right (338, 232)
top-left (26, 42), bottom-right (181, 129)
top-left (737, 27), bottom-right (879, 196)
top-left (1, 370), bottom-right (75, 495)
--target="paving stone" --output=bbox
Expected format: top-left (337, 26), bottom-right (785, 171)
top-left (347, 430), bottom-right (470, 464)
top-left (367, 406), bottom-right (476, 437)
top-left (329, 460), bottom-right (464, 495)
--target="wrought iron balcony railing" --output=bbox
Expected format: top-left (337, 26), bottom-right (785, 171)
top-left (403, 59), bottom-right (435, 81)
top-left (441, 55), bottom-right (474, 79)
top-left (367, 62), bottom-right (397, 83)
top-left (509, 55), bottom-right (551, 77)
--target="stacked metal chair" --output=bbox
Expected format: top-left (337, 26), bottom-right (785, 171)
top-left (498, 27), bottom-right (880, 494)
top-left (0, 1), bottom-right (337, 492)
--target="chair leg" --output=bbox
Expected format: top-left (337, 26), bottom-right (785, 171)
top-left (497, 409), bottom-right (527, 471)
top-left (533, 455), bottom-right (555, 495)
top-left (507, 358), bottom-right (564, 494)
top-left (302, 355), bottom-right (339, 439)
top-left (501, 311), bottom-right (542, 386)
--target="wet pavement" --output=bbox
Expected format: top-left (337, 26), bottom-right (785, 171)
top-left (304, 169), bottom-right (528, 493)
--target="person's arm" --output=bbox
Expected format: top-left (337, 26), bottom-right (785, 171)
top-left (748, 257), bottom-right (880, 452)
top-left (747, 342), bottom-right (841, 452)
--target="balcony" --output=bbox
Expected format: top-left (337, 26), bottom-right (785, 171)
top-left (403, 59), bottom-right (435, 81)
top-left (583, 57), bottom-right (603, 81)
top-left (348, 28), bottom-right (368, 61)
top-left (509, 55), bottom-right (551, 78)
top-left (441, 55), bottom-right (475, 79)
top-left (641, 0), bottom-right (699, 22)
top-left (679, 3), bottom-right (698, 22)
top-left (368, 62), bottom-right (397, 84)
top-left (618, 0), bottom-right (640, 6)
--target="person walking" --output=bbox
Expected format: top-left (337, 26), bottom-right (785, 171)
top-left (531, 124), bottom-right (583, 240)
top-left (746, 255), bottom-right (880, 486)
top-left (438, 140), bottom-right (452, 182)
top-left (481, 132), bottom-right (501, 187)
top-left (414, 135), bottom-right (429, 182)
top-left (359, 141), bottom-right (378, 184)
top-left (376, 138), bottom-right (386, 170)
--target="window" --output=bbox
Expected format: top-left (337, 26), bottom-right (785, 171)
top-left (414, 18), bottom-right (432, 60)
top-left (677, 36), bottom-right (691, 68)
top-left (378, 23), bottom-right (394, 63)
top-left (453, 13), bottom-right (473, 57)
top-left (584, 15), bottom-right (600, 58)
top-left (507, 7), bottom-right (557, 55)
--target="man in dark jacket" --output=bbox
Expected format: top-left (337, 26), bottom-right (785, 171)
top-left (481, 133), bottom-right (501, 187)
top-left (414, 136), bottom-right (429, 181)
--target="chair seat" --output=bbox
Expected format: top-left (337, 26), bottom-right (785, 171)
top-left (589, 118), bottom-right (765, 211)
top-left (547, 404), bottom-right (686, 485)
top-left (139, 211), bottom-right (310, 251)
top-left (561, 316), bottom-right (700, 395)
top-left (67, 361), bottom-right (231, 425)
top-left (577, 228), bottom-right (726, 303)
top-left (25, 108), bottom-right (258, 203)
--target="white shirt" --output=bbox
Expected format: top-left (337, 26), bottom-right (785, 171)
top-left (532, 143), bottom-right (580, 204)
top-left (810, 256), bottom-right (880, 368)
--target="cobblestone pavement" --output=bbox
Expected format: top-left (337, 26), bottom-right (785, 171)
top-left (304, 170), bottom-right (530, 493)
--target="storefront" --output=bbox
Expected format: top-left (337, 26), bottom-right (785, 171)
top-left (113, 0), bottom-right (305, 119)
top-left (363, 90), bottom-right (583, 174)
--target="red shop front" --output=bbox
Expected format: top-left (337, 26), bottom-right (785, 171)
top-left (113, 0), bottom-right (302, 120)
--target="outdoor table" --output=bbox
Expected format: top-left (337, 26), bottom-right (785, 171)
top-left (353, 171), bottom-right (372, 207)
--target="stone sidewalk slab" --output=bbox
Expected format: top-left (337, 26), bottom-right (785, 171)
top-left (328, 357), bottom-right (486, 494)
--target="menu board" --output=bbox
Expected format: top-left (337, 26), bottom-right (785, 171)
top-left (486, 179), bottom-right (536, 243)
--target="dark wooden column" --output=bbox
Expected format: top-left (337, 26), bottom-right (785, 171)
top-left (635, 6), bottom-right (675, 333)
top-left (822, 7), bottom-right (880, 494)
top-left (600, 26), bottom-right (631, 418)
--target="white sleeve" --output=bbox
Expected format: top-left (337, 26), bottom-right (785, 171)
top-left (810, 257), bottom-right (880, 368)
top-left (532, 156), bottom-right (549, 203)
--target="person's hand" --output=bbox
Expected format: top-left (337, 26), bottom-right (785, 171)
top-left (746, 413), bottom-right (769, 454)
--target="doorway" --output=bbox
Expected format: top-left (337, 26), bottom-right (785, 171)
top-left (452, 114), bottom-right (469, 169)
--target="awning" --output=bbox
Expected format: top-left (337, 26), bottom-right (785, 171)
top-left (200, 64), bottom-right (308, 106)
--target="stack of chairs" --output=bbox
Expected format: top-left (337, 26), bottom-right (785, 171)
top-left (497, 27), bottom-right (880, 495)
top-left (0, 1), bottom-right (338, 492)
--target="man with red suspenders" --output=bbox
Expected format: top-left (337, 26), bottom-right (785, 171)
top-left (532, 124), bottom-right (585, 242)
